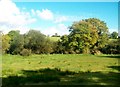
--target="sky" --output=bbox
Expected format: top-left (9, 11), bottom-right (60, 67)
top-left (0, 0), bottom-right (119, 36)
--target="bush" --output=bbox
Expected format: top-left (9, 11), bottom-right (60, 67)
top-left (20, 49), bottom-right (31, 56)
top-left (91, 49), bottom-right (102, 55)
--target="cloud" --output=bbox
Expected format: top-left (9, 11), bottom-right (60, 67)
top-left (54, 15), bottom-right (89, 23)
top-left (40, 23), bottom-right (69, 36)
top-left (0, 0), bottom-right (36, 34)
top-left (54, 16), bottom-right (67, 23)
top-left (31, 9), bottom-right (36, 16)
top-left (36, 9), bottom-right (54, 20)
top-left (0, 24), bottom-right (30, 34)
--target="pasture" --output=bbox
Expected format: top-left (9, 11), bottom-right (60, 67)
top-left (2, 54), bottom-right (120, 86)
top-left (49, 37), bottom-right (60, 42)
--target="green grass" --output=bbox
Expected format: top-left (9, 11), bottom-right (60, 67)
top-left (49, 37), bottom-right (60, 42)
top-left (2, 54), bottom-right (120, 86)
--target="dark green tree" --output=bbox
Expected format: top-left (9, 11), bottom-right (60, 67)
top-left (110, 31), bottom-right (118, 39)
top-left (8, 30), bottom-right (20, 40)
top-left (9, 34), bottom-right (24, 54)
top-left (24, 30), bottom-right (46, 54)
top-left (7, 30), bottom-right (24, 54)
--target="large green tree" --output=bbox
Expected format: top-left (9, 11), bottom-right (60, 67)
top-left (84, 18), bottom-right (109, 49)
top-left (24, 30), bottom-right (47, 54)
top-left (59, 18), bottom-right (109, 54)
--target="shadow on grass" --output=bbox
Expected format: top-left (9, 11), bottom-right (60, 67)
top-left (107, 66), bottom-right (120, 71)
top-left (97, 55), bottom-right (120, 59)
top-left (2, 68), bottom-right (120, 87)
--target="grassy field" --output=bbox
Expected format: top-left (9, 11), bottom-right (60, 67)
top-left (49, 37), bottom-right (60, 42)
top-left (1, 54), bottom-right (120, 86)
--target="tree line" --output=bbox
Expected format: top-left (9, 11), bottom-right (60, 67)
top-left (2, 18), bottom-right (120, 56)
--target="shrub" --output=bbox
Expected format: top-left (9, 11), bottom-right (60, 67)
top-left (20, 49), bottom-right (31, 56)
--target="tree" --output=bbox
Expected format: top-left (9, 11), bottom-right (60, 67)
top-left (59, 18), bottom-right (109, 54)
top-left (8, 30), bottom-right (20, 40)
top-left (57, 35), bottom-right (69, 54)
top-left (101, 38), bottom-right (120, 54)
top-left (8, 30), bottom-right (24, 54)
top-left (8, 34), bottom-right (24, 54)
top-left (41, 38), bottom-right (55, 54)
top-left (2, 34), bottom-right (11, 54)
top-left (84, 18), bottom-right (109, 49)
top-left (24, 30), bottom-right (46, 54)
top-left (110, 31), bottom-right (118, 39)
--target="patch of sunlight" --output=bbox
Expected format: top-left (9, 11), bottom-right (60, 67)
top-left (91, 77), bottom-right (100, 82)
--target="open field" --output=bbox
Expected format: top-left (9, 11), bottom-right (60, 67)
top-left (2, 54), bottom-right (120, 86)
top-left (49, 37), bottom-right (60, 42)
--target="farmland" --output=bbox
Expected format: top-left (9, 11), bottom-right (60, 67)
top-left (2, 54), bottom-right (120, 86)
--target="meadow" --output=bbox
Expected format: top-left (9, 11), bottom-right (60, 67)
top-left (49, 36), bottom-right (60, 42)
top-left (2, 54), bottom-right (120, 86)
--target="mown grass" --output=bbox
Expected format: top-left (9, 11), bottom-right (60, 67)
top-left (49, 37), bottom-right (60, 42)
top-left (1, 54), bottom-right (120, 86)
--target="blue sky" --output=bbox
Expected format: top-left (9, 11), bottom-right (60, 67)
top-left (0, 0), bottom-right (118, 36)
top-left (13, 0), bottom-right (120, 2)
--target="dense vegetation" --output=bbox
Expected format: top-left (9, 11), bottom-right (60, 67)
top-left (2, 18), bottom-right (119, 55)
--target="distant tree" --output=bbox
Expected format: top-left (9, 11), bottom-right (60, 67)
top-left (52, 33), bottom-right (60, 37)
top-left (24, 30), bottom-right (46, 54)
top-left (41, 38), bottom-right (55, 54)
top-left (20, 48), bottom-right (31, 56)
top-left (57, 35), bottom-right (69, 54)
top-left (7, 30), bottom-right (25, 54)
top-left (8, 34), bottom-right (24, 54)
top-left (101, 38), bottom-right (120, 54)
top-left (2, 34), bottom-right (11, 54)
top-left (8, 30), bottom-right (20, 40)
top-left (110, 31), bottom-right (118, 39)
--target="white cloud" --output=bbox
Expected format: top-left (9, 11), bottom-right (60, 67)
top-left (31, 9), bottom-right (36, 16)
top-left (54, 16), bottom-right (67, 23)
top-left (40, 23), bottom-right (69, 36)
top-left (54, 15), bottom-right (89, 23)
top-left (0, 25), bottom-right (29, 34)
top-left (36, 9), bottom-right (54, 20)
top-left (0, 0), bottom-right (36, 34)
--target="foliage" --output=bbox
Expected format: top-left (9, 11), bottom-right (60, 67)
top-left (8, 34), bottom-right (24, 55)
top-left (58, 18), bottom-right (109, 54)
top-left (3, 18), bottom-right (118, 55)
top-left (101, 39), bottom-right (120, 54)
top-left (41, 38), bottom-right (55, 54)
top-left (110, 31), bottom-right (118, 39)
top-left (20, 49), bottom-right (31, 56)
top-left (2, 34), bottom-right (11, 53)
top-left (8, 30), bottom-right (20, 40)
top-left (24, 30), bottom-right (54, 54)
top-left (24, 30), bottom-right (46, 54)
